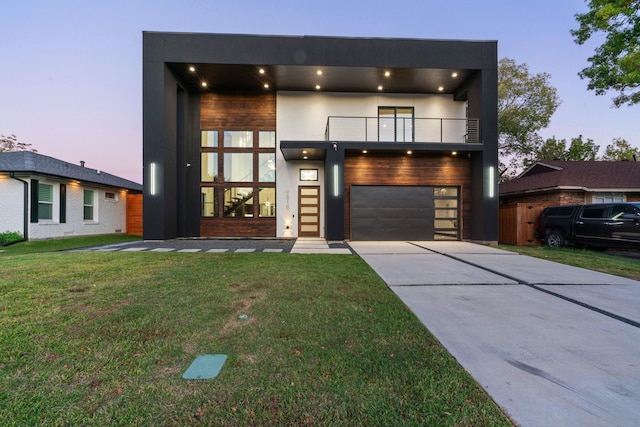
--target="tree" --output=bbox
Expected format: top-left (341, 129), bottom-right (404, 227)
top-left (572, 1), bottom-right (640, 107)
top-left (0, 134), bottom-right (36, 152)
top-left (565, 135), bottom-right (600, 160)
top-left (536, 135), bottom-right (600, 162)
top-left (601, 137), bottom-right (640, 160)
top-left (498, 58), bottom-right (561, 176)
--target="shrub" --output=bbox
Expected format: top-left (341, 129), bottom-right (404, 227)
top-left (0, 231), bottom-right (24, 246)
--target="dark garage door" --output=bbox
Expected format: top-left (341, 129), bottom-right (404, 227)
top-left (351, 186), bottom-right (434, 241)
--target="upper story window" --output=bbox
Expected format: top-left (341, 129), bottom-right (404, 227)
top-left (224, 131), bottom-right (253, 148)
top-left (201, 130), bottom-right (218, 147)
top-left (38, 183), bottom-right (54, 220)
top-left (378, 107), bottom-right (414, 142)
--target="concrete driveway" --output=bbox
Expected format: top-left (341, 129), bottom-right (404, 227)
top-left (349, 241), bottom-right (640, 427)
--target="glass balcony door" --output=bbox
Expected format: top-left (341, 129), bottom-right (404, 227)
top-left (378, 107), bottom-right (414, 142)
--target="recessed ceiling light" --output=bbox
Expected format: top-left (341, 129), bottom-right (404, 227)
top-left (263, 83), bottom-right (269, 89)
top-left (259, 68), bottom-right (265, 74)
top-left (189, 66), bottom-right (195, 72)
top-left (438, 86), bottom-right (444, 91)
top-left (303, 156), bottom-right (308, 160)
top-left (378, 85), bottom-right (383, 91)
top-left (452, 151), bottom-right (457, 155)
top-left (452, 72), bottom-right (458, 78)
top-left (384, 71), bottom-right (390, 77)
top-left (201, 82), bottom-right (207, 87)
top-left (302, 150), bottom-right (308, 154)
top-left (362, 150), bottom-right (368, 154)
top-left (315, 84), bottom-right (321, 90)
top-left (407, 150), bottom-right (412, 155)
top-left (317, 70), bottom-right (323, 75)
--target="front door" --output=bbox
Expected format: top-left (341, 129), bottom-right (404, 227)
top-left (298, 186), bottom-right (320, 237)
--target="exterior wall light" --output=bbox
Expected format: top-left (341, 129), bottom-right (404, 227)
top-left (488, 166), bottom-right (495, 198)
top-left (332, 142), bottom-right (338, 151)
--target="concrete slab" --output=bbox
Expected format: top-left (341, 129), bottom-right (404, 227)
top-left (120, 247), bottom-right (147, 252)
top-left (234, 249), bottom-right (255, 253)
top-left (460, 254), bottom-right (637, 285)
top-left (262, 249), bottom-right (284, 253)
top-left (177, 249), bottom-right (201, 253)
top-left (206, 249), bottom-right (228, 253)
top-left (538, 284), bottom-right (640, 325)
top-left (391, 284), bottom-right (640, 427)
top-left (291, 248), bottom-right (352, 254)
top-left (411, 241), bottom-right (517, 255)
top-left (358, 253), bottom-right (518, 285)
top-left (349, 241), bottom-right (432, 254)
top-left (150, 248), bottom-right (175, 252)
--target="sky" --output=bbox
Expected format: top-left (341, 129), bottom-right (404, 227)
top-left (1, 0), bottom-right (638, 183)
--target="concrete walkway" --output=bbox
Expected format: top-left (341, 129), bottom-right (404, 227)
top-left (349, 241), bottom-right (640, 427)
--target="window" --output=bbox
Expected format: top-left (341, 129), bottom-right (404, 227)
top-left (378, 107), bottom-right (414, 142)
top-left (223, 187), bottom-right (253, 217)
top-left (434, 187), bottom-right (459, 240)
top-left (201, 130), bottom-right (218, 147)
top-left (594, 192), bottom-right (623, 203)
top-left (258, 188), bottom-right (276, 217)
top-left (201, 187), bottom-right (217, 217)
top-left (201, 153), bottom-right (218, 182)
top-left (259, 153), bottom-right (276, 182)
top-left (581, 206), bottom-right (607, 219)
top-left (259, 131), bottom-right (276, 148)
top-left (200, 128), bottom-right (275, 220)
top-left (224, 153), bottom-right (253, 182)
top-left (38, 183), bottom-right (53, 220)
top-left (224, 131), bottom-right (253, 148)
top-left (83, 190), bottom-right (95, 221)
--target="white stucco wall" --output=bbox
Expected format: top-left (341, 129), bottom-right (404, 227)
top-left (275, 91), bottom-right (466, 237)
top-left (0, 174), bottom-right (26, 236)
top-left (15, 175), bottom-right (129, 240)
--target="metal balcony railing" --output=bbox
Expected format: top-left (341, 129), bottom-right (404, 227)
top-left (324, 116), bottom-right (480, 143)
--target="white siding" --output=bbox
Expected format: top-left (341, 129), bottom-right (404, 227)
top-left (275, 92), bottom-right (466, 237)
top-left (0, 175), bottom-right (26, 236)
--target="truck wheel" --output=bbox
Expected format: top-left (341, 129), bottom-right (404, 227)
top-left (546, 230), bottom-right (565, 248)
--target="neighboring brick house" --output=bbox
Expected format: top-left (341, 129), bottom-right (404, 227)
top-left (499, 160), bottom-right (640, 206)
top-left (0, 151), bottom-right (143, 241)
top-left (143, 33), bottom-right (499, 242)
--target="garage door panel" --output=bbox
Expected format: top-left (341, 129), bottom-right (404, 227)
top-left (351, 186), bottom-right (436, 241)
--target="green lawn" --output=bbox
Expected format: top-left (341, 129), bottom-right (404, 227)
top-left (499, 245), bottom-right (640, 281)
top-left (0, 234), bottom-right (141, 255)
top-left (0, 250), bottom-right (511, 426)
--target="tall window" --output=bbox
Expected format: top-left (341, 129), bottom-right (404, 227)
top-left (378, 107), bottom-right (414, 142)
top-left (38, 183), bottom-right (53, 220)
top-left (83, 190), bottom-right (95, 221)
top-left (434, 187), bottom-right (459, 240)
top-left (200, 130), bottom-right (276, 218)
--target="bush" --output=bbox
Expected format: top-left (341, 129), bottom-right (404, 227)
top-left (0, 231), bottom-right (24, 246)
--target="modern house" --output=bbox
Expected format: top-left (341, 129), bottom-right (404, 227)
top-left (0, 151), bottom-right (143, 241)
top-left (499, 160), bottom-right (640, 206)
top-left (143, 33), bottom-right (498, 242)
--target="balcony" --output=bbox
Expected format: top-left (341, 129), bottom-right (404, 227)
top-left (325, 116), bottom-right (480, 144)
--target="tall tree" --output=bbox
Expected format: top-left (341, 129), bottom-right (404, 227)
top-left (572, 0), bottom-right (640, 107)
top-left (536, 135), bottom-right (600, 161)
top-left (498, 58), bottom-right (561, 176)
top-left (565, 135), bottom-right (600, 160)
top-left (0, 134), bottom-right (37, 152)
top-left (601, 137), bottom-right (640, 160)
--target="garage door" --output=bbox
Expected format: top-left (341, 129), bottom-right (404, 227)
top-left (351, 186), bottom-right (435, 241)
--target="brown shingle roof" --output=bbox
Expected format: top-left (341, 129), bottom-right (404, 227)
top-left (499, 160), bottom-right (640, 196)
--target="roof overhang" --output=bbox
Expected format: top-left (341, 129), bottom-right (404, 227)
top-left (280, 141), bottom-right (484, 161)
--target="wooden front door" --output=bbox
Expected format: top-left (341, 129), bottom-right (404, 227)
top-left (298, 186), bottom-right (320, 237)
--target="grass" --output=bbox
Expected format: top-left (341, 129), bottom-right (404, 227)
top-left (0, 234), bottom-right (140, 255)
top-left (0, 250), bottom-right (511, 426)
top-left (499, 245), bottom-right (640, 281)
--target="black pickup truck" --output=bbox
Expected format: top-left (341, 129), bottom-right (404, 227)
top-left (535, 202), bottom-right (640, 249)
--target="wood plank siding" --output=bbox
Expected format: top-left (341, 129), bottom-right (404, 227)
top-left (199, 92), bottom-right (277, 237)
top-left (126, 193), bottom-right (143, 236)
top-left (343, 153), bottom-right (471, 240)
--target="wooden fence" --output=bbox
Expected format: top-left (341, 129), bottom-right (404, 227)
top-left (499, 203), bottom-right (544, 246)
